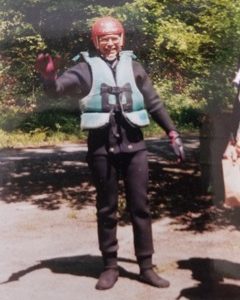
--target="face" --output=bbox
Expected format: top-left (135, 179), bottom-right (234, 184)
top-left (98, 34), bottom-right (122, 61)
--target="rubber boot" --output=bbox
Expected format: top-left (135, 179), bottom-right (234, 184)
top-left (139, 268), bottom-right (170, 288)
top-left (95, 252), bottom-right (119, 290)
top-left (95, 268), bottom-right (119, 290)
top-left (137, 255), bottom-right (170, 288)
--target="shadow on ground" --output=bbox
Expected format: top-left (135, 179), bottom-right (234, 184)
top-left (0, 144), bottom-right (93, 210)
top-left (0, 255), bottom-right (138, 285)
top-left (0, 137), bottom-right (240, 231)
top-left (177, 257), bottom-right (240, 300)
top-left (2, 254), bottom-right (240, 300)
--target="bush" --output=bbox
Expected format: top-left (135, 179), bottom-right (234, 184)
top-left (155, 79), bottom-right (207, 128)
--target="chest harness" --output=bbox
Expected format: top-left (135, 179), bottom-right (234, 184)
top-left (79, 51), bottom-right (150, 130)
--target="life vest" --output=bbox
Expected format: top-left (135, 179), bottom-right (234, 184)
top-left (79, 51), bottom-right (150, 130)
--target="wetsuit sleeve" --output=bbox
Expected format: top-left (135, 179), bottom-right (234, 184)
top-left (132, 61), bottom-right (176, 134)
top-left (43, 62), bottom-right (92, 98)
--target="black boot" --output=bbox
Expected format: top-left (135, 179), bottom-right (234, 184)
top-left (137, 255), bottom-right (170, 288)
top-left (95, 268), bottom-right (119, 290)
top-left (139, 268), bottom-right (170, 288)
top-left (95, 252), bottom-right (119, 290)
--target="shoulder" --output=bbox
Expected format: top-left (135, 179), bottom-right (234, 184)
top-left (132, 60), bottom-right (145, 71)
top-left (70, 58), bottom-right (89, 70)
top-left (65, 60), bottom-right (91, 77)
top-left (131, 60), bottom-right (148, 81)
top-left (57, 60), bottom-right (92, 90)
top-left (123, 52), bottom-right (147, 74)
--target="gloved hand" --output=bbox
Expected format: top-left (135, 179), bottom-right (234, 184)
top-left (168, 130), bottom-right (185, 162)
top-left (35, 53), bottom-right (60, 80)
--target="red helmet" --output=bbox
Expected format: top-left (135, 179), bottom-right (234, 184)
top-left (91, 16), bottom-right (124, 49)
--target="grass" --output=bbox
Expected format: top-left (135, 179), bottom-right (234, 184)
top-left (0, 128), bottom-right (85, 148)
top-left (0, 106), bottom-right (87, 148)
top-left (0, 108), bottom-right (197, 148)
top-left (0, 125), bottom-right (196, 149)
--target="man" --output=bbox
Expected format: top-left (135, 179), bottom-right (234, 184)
top-left (35, 16), bottom-right (185, 290)
top-left (223, 68), bottom-right (240, 159)
top-left (231, 68), bottom-right (240, 155)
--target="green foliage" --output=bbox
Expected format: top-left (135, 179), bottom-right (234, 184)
top-left (0, 5), bottom-right (47, 107)
top-left (155, 79), bottom-right (207, 127)
top-left (0, 127), bottom-right (83, 148)
top-left (0, 106), bottom-right (85, 148)
top-left (89, 0), bottom-right (240, 110)
top-left (1, 0), bottom-right (240, 147)
top-left (20, 109), bottom-right (80, 134)
top-left (0, 103), bottom-right (82, 134)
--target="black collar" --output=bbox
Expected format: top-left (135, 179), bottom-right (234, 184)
top-left (100, 55), bottom-right (119, 69)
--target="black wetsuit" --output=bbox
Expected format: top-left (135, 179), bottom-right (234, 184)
top-left (44, 53), bottom-right (176, 264)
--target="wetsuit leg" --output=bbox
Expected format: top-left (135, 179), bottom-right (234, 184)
top-left (122, 150), bottom-right (154, 257)
top-left (88, 155), bottom-right (119, 255)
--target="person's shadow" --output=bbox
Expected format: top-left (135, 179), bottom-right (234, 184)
top-left (0, 255), bottom-right (139, 285)
top-left (177, 257), bottom-right (240, 299)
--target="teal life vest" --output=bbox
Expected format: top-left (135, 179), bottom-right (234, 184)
top-left (79, 51), bottom-right (150, 130)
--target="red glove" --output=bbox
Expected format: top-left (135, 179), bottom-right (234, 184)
top-left (35, 53), bottom-right (60, 80)
top-left (168, 130), bottom-right (185, 162)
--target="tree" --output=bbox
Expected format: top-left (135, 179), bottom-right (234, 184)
top-left (1, 0), bottom-right (240, 127)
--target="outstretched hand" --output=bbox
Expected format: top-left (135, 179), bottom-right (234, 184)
top-left (168, 130), bottom-right (185, 163)
top-left (35, 53), bottom-right (61, 80)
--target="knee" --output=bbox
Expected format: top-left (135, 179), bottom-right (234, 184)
top-left (97, 205), bottom-right (118, 225)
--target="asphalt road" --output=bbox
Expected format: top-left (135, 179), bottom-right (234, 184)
top-left (1, 138), bottom-right (240, 300)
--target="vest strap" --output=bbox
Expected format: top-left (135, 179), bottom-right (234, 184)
top-left (100, 85), bottom-right (131, 95)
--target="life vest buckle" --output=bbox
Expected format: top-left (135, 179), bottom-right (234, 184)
top-left (108, 86), bottom-right (122, 95)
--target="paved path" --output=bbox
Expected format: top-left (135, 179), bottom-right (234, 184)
top-left (1, 138), bottom-right (240, 300)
